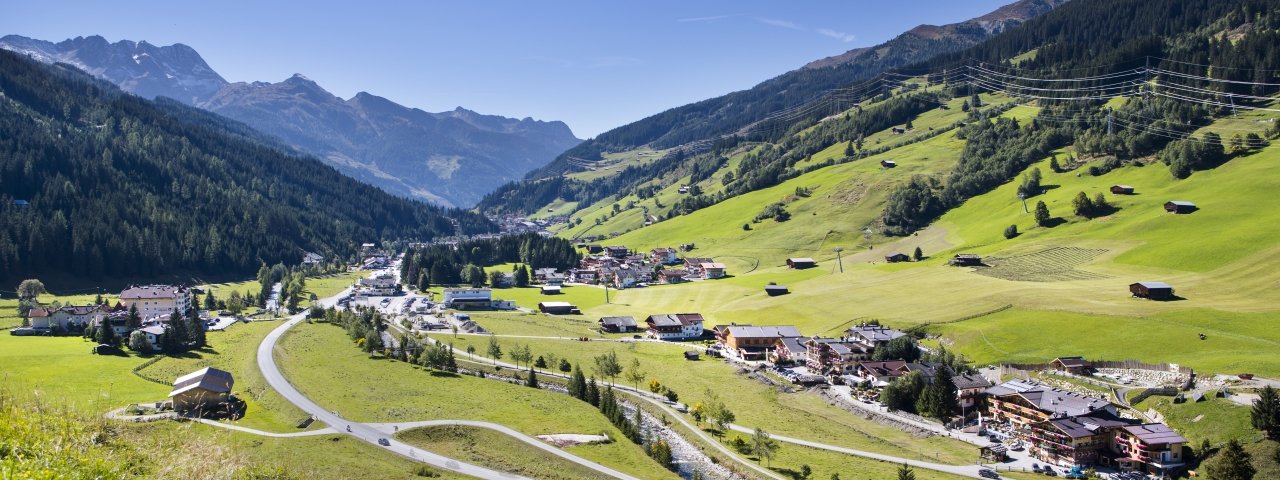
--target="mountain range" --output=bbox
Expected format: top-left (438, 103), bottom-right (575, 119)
top-left (0, 34), bottom-right (581, 207)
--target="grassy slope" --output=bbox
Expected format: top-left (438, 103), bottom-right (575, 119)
top-left (396, 425), bottom-right (612, 480)
top-left (0, 331), bottom-right (167, 411)
top-left (276, 321), bottom-right (676, 479)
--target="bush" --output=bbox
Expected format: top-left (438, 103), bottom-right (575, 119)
top-left (1003, 224), bottom-right (1018, 239)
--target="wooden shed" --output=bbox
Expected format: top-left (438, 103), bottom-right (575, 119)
top-left (1051, 356), bottom-right (1092, 375)
top-left (786, 258), bottom-right (817, 269)
top-left (950, 254), bottom-right (983, 266)
top-left (764, 285), bottom-right (789, 296)
top-left (169, 367), bottom-right (234, 416)
top-left (881, 160), bottom-right (897, 168)
top-left (1110, 185), bottom-right (1135, 195)
top-left (1130, 281), bottom-right (1174, 300)
top-left (1164, 201), bottom-right (1197, 214)
top-left (538, 301), bottom-right (580, 315)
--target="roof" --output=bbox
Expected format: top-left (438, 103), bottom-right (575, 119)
top-left (13, 199), bottom-right (29, 206)
top-left (1122, 423), bottom-right (1188, 445)
top-left (1053, 356), bottom-right (1089, 367)
top-left (788, 257), bottom-right (816, 263)
top-left (699, 262), bottom-right (726, 269)
top-left (651, 247), bottom-right (676, 253)
top-left (776, 336), bottom-right (811, 355)
top-left (26, 308), bottom-right (51, 318)
top-left (1166, 200), bottom-right (1196, 207)
top-left (953, 373), bottom-right (993, 390)
top-left (647, 313), bottom-right (704, 327)
top-left (120, 285), bottom-right (185, 300)
top-left (1132, 281), bottom-right (1173, 289)
top-left (541, 285), bottom-right (561, 291)
top-left (847, 325), bottom-right (906, 343)
top-left (764, 285), bottom-right (788, 290)
top-left (684, 257), bottom-right (713, 264)
top-left (725, 325), bottom-right (801, 339)
top-left (1046, 414), bottom-right (1133, 439)
top-left (140, 325), bottom-right (167, 335)
top-left (987, 380), bottom-right (1112, 417)
top-left (169, 367), bottom-right (234, 397)
top-left (599, 316), bottom-right (637, 327)
top-left (954, 254), bottom-right (982, 260)
top-left (1113, 185), bottom-right (1134, 189)
top-left (538, 301), bottom-right (574, 308)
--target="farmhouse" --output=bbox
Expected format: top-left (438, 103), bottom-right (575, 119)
top-left (27, 304), bottom-right (104, 331)
top-left (1129, 282), bottom-right (1174, 300)
top-left (605, 246), bottom-right (630, 259)
top-left (1051, 356), bottom-right (1093, 375)
top-left (770, 336), bottom-right (812, 364)
top-left (764, 284), bottom-right (789, 296)
top-left (950, 254), bottom-right (983, 266)
top-left (442, 288), bottom-right (492, 309)
top-left (953, 373), bottom-right (992, 411)
top-left (884, 253), bottom-right (911, 263)
top-left (537, 301), bottom-right (579, 315)
top-left (598, 316), bottom-right (638, 333)
top-left (699, 263), bottom-right (726, 279)
top-left (169, 367), bottom-right (234, 416)
top-left (786, 258), bottom-right (816, 269)
top-left (658, 269), bottom-right (688, 284)
top-left (719, 325), bottom-right (802, 360)
top-left (1113, 423), bottom-right (1187, 475)
top-left (585, 244), bottom-right (603, 254)
top-left (139, 325), bottom-right (166, 351)
top-left (845, 324), bottom-right (906, 350)
top-left (540, 285), bottom-right (561, 295)
top-left (1110, 185), bottom-right (1135, 195)
top-left (119, 285), bottom-right (193, 321)
top-left (881, 159), bottom-right (897, 168)
top-left (1164, 201), bottom-right (1197, 214)
top-left (683, 257), bottom-right (713, 275)
top-left (805, 338), bottom-right (871, 377)
top-left (645, 313), bottom-right (705, 340)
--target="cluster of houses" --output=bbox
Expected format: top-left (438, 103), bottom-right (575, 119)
top-left (354, 273), bottom-right (399, 297)
top-left (595, 313), bottom-right (706, 341)
top-left (19, 284), bottom-right (199, 352)
top-left (359, 243), bottom-right (391, 270)
top-left (556, 245), bottom-right (725, 289)
top-left (985, 377), bottom-right (1187, 476)
top-left (490, 214), bottom-right (564, 236)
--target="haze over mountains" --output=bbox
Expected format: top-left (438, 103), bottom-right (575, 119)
top-left (0, 34), bottom-right (581, 207)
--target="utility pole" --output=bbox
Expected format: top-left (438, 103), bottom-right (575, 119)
top-left (1019, 193), bottom-right (1029, 213)
top-left (603, 274), bottom-right (610, 304)
top-left (834, 247), bottom-right (844, 273)
top-left (1106, 108), bottom-right (1113, 136)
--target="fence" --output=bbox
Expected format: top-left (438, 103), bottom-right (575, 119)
top-left (1128, 386), bottom-right (1178, 406)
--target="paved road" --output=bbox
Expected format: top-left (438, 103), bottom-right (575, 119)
top-left (258, 287), bottom-right (640, 480)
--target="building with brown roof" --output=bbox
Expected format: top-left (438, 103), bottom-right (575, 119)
top-left (120, 285), bottom-right (192, 320)
top-left (169, 367), bottom-right (234, 416)
top-left (719, 325), bottom-right (802, 360)
top-left (645, 314), bottom-right (704, 340)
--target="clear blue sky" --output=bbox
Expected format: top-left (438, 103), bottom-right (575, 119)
top-left (3, 1), bottom-right (1010, 137)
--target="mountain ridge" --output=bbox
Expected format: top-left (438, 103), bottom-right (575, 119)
top-left (0, 34), bottom-right (581, 207)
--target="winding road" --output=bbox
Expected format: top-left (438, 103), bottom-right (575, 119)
top-left (256, 289), bottom-right (641, 480)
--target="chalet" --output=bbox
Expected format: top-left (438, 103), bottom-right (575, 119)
top-left (764, 284), bottom-right (789, 296)
top-left (94, 309), bottom-right (132, 337)
top-left (540, 285), bottom-right (561, 295)
top-left (1164, 201), bottom-right (1197, 214)
top-left (140, 325), bottom-right (166, 351)
top-left (849, 360), bottom-right (941, 386)
top-left (650, 247), bottom-right (680, 265)
top-left (605, 246), bottom-right (631, 259)
top-left (119, 285), bottom-right (193, 321)
top-left (169, 367), bottom-right (234, 416)
top-left (27, 304), bottom-right (104, 331)
top-left (302, 252), bottom-right (324, 266)
top-left (645, 313), bottom-right (705, 340)
top-left (881, 160), bottom-right (897, 168)
top-left (845, 324), bottom-right (907, 350)
top-left (1110, 185), bottom-right (1135, 195)
top-left (1051, 356), bottom-right (1092, 375)
top-left (950, 254), bottom-right (983, 266)
top-left (361, 256), bottom-right (389, 270)
top-left (568, 268), bottom-right (598, 284)
top-left (442, 288), bottom-right (492, 309)
top-left (359, 243), bottom-right (379, 257)
top-left (1029, 413), bottom-right (1134, 467)
top-left (585, 244), bottom-right (604, 254)
top-left (884, 253), bottom-right (911, 263)
top-left (720, 325), bottom-right (802, 360)
top-left (1130, 282), bottom-right (1174, 300)
top-left (805, 338), bottom-right (871, 377)
top-left (356, 274), bottom-right (398, 296)
top-left (699, 263), bottom-right (726, 279)
top-left (953, 373), bottom-right (992, 412)
top-left (1114, 423), bottom-right (1187, 475)
top-left (544, 272), bottom-right (566, 286)
top-left (599, 316), bottom-right (639, 333)
top-left (786, 258), bottom-right (816, 269)
top-left (770, 336), bottom-right (812, 364)
top-left (658, 269), bottom-right (688, 284)
top-left (985, 380), bottom-right (1116, 431)
top-left (683, 257), bottom-right (713, 274)
top-left (538, 301), bottom-right (580, 315)
top-left (493, 273), bottom-right (515, 288)
top-left (608, 267), bottom-right (639, 289)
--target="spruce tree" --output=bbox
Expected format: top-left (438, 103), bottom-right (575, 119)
top-left (96, 320), bottom-right (117, 346)
top-left (167, 309), bottom-right (187, 351)
top-left (570, 364), bottom-right (588, 400)
top-left (125, 304), bottom-right (142, 331)
top-left (1034, 201), bottom-right (1051, 226)
top-left (587, 377), bottom-right (601, 407)
top-left (1206, 439), bottom-right (1254, 480)
top-left (897, 463), bottom-right (916, 480)
top-left (525, 368), bottom-right (539, 388)
top-left (913, 246), bottom-right (923, 261)
top-left (1251, 385), bottom-right (1280, 440)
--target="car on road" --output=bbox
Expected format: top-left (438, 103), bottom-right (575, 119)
top-left (377, 438), bottom-right (390, 446)
top-left (978, 469), bottom-right (999, 479)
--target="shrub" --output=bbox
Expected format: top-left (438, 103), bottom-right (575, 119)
top-left (1003, 224), bottom-right (1018, 239)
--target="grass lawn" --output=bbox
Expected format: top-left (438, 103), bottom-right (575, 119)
top-left (428, 334), bottom-right (979, 467)
top-left (1131, 396), bottom-right (1258, 447)
top-left (135, 320), bottom-right (312, 432)
top-left (396, 425), bottom-right (612, 480)
top-left (299, 271), bottom-right (362, 307)
top-left (0, 331), bottom-right (167, 412)
top-left (461, 311), bottom-right (607, 338)
top-left (277, 321), bottom-right (676, 479)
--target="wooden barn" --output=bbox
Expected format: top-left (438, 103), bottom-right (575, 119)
top-left (538, 301), bottom-right (580, 315)
top-left (884, 253), bottom-right (911, 263)
top-left (169, 367), bottom-right (234, 416)
top-left (1164, 201), bottom-right (1197, 214)
top-left (764, 285), bottom-right (789, 296)
top-left (1110, 185), bottom-right (1135, 195)
top-left (1051, 356), bottom-right (1093, 375)
top-left (1130, 281), bottom-right (1174, 300)
top-left (881, 160), bottom-right (897, 168)
top-left (786, 258), bottom-right (817, 269)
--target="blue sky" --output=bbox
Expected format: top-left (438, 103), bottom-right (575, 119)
top-left (3, 1), bottom-right (1010, 137)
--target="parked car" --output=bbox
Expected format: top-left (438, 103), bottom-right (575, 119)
top-left (978, 469), bottom-right (999, 479)
top-left (377, 438), bottom-right (390, 446)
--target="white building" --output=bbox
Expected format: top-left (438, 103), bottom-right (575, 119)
top-left (645, 313), bottom-right (705, 340)
top-left (27, 304), bottom-right (105, 331)
top-left (443, 288), bottom-right (492, 308)
top-left (119, 285), bottom-right (192, 320)
top-left (356, 274), bottom-right (399, 296)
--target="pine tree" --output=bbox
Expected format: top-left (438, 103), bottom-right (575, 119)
top-left (1205, 439), bottom-right (1254, 480)
top-left (525, 368), bottom-right (539, 388)
top-left (167, 309), bottom-right (187, 351)
top-left (96, 320), bottom-right (117, 346)
top-left (587, 377), bottom-right (601, 407)
top-left (125, 304), bottom-right (142, 331)
top-left (913, 246), bottom-right (923, 261)
top-left (897, 463), bottom-right (917, 480)
top-left (1034, 201), bottom-right (1051, 226)
top-left (1251, 385), bottom-right (1280, 440)
top-left (186, 307), bottom-right (206, 348)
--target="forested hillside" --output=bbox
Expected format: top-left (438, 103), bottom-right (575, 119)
top-left (0, 49), bottom-right (493, 282)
